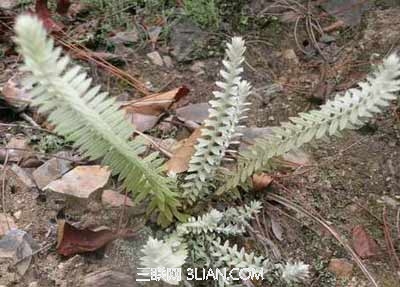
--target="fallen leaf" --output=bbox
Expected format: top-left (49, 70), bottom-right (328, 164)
top-left (352, 225), bottom-right (380, 259)
top-left (327, 258), bottom-right (354, 278)
top-left (56, 220), bottom-right (140, 256)
top-left (165, 128), bottom-right (202, 174)
top-left (270, 216), bottom-right (283, 241)
top-left (252, 173), bottom-right (273, 191)
top-left (175, 103), bottom-right (210, 123)
top-left (1, 77), bottom-right (32, 110)
top-left (123, 86), bottom-right (189, 132)
top-left (35, 0), bottom-right (63, 32)
top-left (44, 165), bottom-right (111, 199)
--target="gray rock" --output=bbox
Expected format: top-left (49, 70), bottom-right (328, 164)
top-left (170, 20), bottom-right (208, 62)
top-left (0, 229), bottom-right (38, 277)
top-left (147, 51), bottom-right (164, 66)
top-left (32, 152), bottom-right (72, 189)
top-left (109, 30), bottom-right (139, 45)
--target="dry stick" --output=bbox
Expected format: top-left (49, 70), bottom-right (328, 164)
top-left (55, 36), bottom-right (150, 95)
top-left (266, 193), bottom-right (379, 287)
top-left (0, 147), bottom-right (81, 163)
top-left (134, 130), bottom-right (173, 158)
top-left (382, 207), bottom-right (400, 275)
top-left (1, 150), bottom-right (10, 229)
top-left (397, 207), bottom-right (400, 240)
top-left (13, 242), bottom-right (54, 265)
top-left (0, 123), bottom-right (58, 135)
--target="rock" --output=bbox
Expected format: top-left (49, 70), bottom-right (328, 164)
top-left (55, 255), bottom-right (85, 287)
top-left (0, 136), bottom-right (31, 163)
top-left (0, 229), bottom-right (38, 277)
top-left (321, 0), bottom-right (371, 27)
top-left (102, 190), bottom-right (134, 208)
top-left (82, 269), bottom-right (134, 287)
top-left (0, 214), bottom-right (17, 237)
top-left (28, 282), bottom-right (38, 287)
top-left (163, 55), bottom-right (173, 68)
top-left (109, 30), bottom-right (139, 45)
top-left (283, 148), bottom-right (313, 167)
top-left (352, 225), bottom-right (380, 259)
top-left (282, 49), bottom-right (299, 64)
top-left (328, 258), bottom-right (354, 278)
top-left (32, 153), bottom-right (73, 189)
top-left (12, 211), bottom-right (21, 221)
top-left (189, 61), bottom-right (205, 74)
top-left (45, 165), bottom-right (111, 199)
top-left (170, 20), bottom-right (208, 62)
top-left (147, 51), bottom-right (164, 66)
top-left (7, 164), bottom-right (36, 193)
top-left (175, 103), bottom-right (210, 123)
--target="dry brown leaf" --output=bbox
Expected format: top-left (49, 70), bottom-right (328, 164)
top-left (165, 128), bottom-right (202, 174)
top-left (252, 173), bottom-right (273, 191)
top-left (56, 220), bottom-right (140, 256)
top-left (352, 225), bottom-right (380, 259)
top-left (123, 86), bottom-right (189, 115)
top-left (123, 86), bottom-right (189, 132)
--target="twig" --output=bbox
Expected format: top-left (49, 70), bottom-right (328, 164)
top-left (0, 123), bottom-right (58, 135)
top-left (18, 112), bottom-right (41, 128)
top-left (0, 147), bottom-right (82, 163)
top-left (266, 193), bottom-right (379, 287)
top-left (1, 150), bottom-right (10, 229)
top-left (134, 130), bottom-right (173, 158)
top-left (13, 242), bottom-right (54, 265)
top-left (382, 207), bottom-right (400, 276)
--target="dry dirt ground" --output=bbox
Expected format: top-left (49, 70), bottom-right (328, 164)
top-left (0, 1), bottom-right (400, 287)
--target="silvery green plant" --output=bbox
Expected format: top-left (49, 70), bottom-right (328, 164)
top-left (140, 201), bottom-right (310, 286)
top-left (14, 15), bottom-right (182, 226)
top-left (183, 37), bottom-right (251, 203)
top-left (220, 53), bottom-right (400, 192)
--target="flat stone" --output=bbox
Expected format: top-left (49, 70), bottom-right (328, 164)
top-left (176, 103), bottom-right (210, 123)
top-left (33, 153), bottom-right (73, 189)
top-left (0, 214), bottom-right (17, 237)
top-left (163, 55), bottom-right (173, 68)
top-left (110, 30), bottom-right (139, 45)
top-left (0, 229), bottom-right (38, 276)
top-left (45, 165), bottom-right (111, 199)
top-left (328, 258), bottom-right (354, 278)
top-left (147, 51), bottom-right (164, 66)
top-left (170, 20), bottom-right (208, 62)
top-left (102, 190), bottom-right (134, 208)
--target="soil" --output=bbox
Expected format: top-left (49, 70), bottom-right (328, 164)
top-left (0, 1), bottom-right (400, 287)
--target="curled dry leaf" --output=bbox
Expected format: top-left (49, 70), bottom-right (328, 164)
top-left (122, 86), bottom-right (189, 132)
top-left (252, 173), bottom-right (273, 191)
top-left (165, 128), bottom-right (202, 174)
top-left (56, 220), bottom-right (141, 256)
